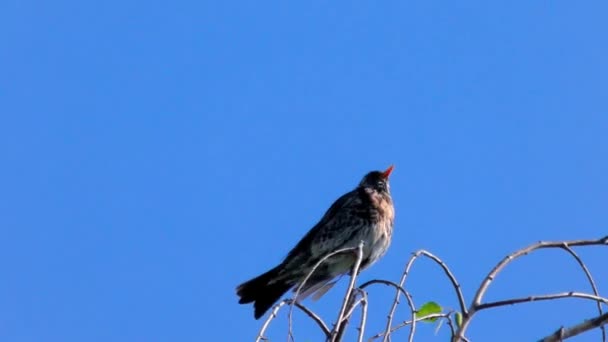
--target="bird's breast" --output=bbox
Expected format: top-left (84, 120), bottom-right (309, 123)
top-left (361, 191), bottom-right (394, 264)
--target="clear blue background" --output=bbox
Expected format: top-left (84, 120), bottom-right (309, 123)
top-left (2, 1), bottom-right (607, 341)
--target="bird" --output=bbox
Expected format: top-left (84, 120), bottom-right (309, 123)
top-left (236, 165), bottom-right (395, 319)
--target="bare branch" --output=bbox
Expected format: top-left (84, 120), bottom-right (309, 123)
top-left (417, 250), bottom-right (467, 316)
top-left (335, 289), bottom-right (369, 342)
top-left (539, 312), bottom-right (608, 342)
top-left (256, 300), bottom-right (289, 342)
top-left (559, 244), bottom-right (606, 341)
top-left (358, 279), bottom-right (417, 342)
top-left (288, 245), bottom-right (360, 340)
top-left (476, 291), bottom-right (608, 311)
top-left (382, 249), bottom-right (467, 342)
top-left (292, 301), bottom-right (331, 338)
top-left (472, 236), bottom-right (608, 308)
top-left (255, 299), bottom-right (331, 341)
top-left (454, 236), bottom-right (608, 341)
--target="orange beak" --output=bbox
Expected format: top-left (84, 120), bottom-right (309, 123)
top-left (381, 165), bottom-right (394, 179)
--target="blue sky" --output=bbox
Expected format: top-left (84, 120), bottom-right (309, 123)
top-left (2, 1), bottom-right (607, 341)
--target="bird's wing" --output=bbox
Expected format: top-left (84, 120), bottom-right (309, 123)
top-left (283, 189), bottom-right (364, 265)
top-left (294, 277), bottom-right (340, 302)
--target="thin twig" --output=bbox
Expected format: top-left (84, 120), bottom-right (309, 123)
top-left (332, 241), bottom-right (365, 342)
top-left (369, 312), bottom-right (452, 340)
top-left (359, 279), bottom-right (408, 296)
top-left (255, 299), bottom-right (332, 341)
top-left (343, 297), bottom-right (365, 323)
top-left (396, 313), bottom-right (449, 337)
top-left (404, 290), bottom-right (417, 342)
top-left (292, 301), bottom-right (331, 338)
top-left (335, 293), bottom-right (366, 342)
top-left (443, 313), bottom-right (458, 341)
top-left (476, 291), bottom-right (608, 311)
top-left (382, 252), bottom-right (420, 342)
top-left (359, 278), bottom-right (417, 342)
top-left (417, 250), bottom-right (467, 316)
top-left (357, 290), bottom-right (369, 342)
top-left (256, 300), bottom-right (289, 342)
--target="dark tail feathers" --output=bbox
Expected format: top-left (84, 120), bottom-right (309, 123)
top-left (236, 265), bottom-right (292, 319)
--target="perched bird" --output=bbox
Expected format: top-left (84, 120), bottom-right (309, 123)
top-left (236, 166), bottom-right (395, 319)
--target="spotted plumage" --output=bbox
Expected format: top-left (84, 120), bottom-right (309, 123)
top-left (236, 166), bottom-right (395, 319)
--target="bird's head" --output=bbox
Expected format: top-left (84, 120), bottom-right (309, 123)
top-left (358, 165), bottom-right (394, 193)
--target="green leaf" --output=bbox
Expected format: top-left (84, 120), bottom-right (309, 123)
top-left (416, 301), bottom-right (442, 322)
top-left (455, 312), bottom-right (463, 328)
